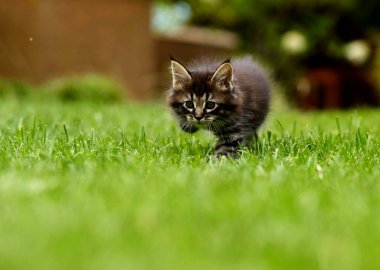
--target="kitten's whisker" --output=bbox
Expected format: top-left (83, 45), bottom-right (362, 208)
top-left (211, 121), bottom-right (222, 137)
top-left (184, 121), bottom-right (191, 131)
top-left (207, 123), bottom-right (212, 134)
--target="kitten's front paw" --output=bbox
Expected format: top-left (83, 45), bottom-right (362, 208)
top-left (214, 146), bottom-right (239, 159)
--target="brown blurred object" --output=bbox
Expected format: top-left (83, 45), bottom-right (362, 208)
top-left (0, 0), bottom-right (155, 99)
top-left (373, 34), bottom-right (380, 95)
top-left (295, 66), bottom-right (380, 110)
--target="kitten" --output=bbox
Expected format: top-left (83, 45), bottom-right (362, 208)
top-left (167, 56), bottom-right (270, 158)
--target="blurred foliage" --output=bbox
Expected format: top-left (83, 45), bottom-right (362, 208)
top-left (0, 80), bottom-right (30, 98)
top-left (0, 75), bottom-right (124, 102)
top-left (156, 0), bottom-right (380, 85)
top-left (43, 75), bottom-right (123, 102)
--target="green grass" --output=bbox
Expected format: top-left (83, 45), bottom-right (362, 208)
top-left (0, 95), bottom-right (379, 270)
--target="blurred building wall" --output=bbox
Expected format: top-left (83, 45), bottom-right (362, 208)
top-left (0, 0), bottom-right (154, 99)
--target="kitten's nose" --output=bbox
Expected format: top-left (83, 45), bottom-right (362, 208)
top-left (194, 116), bottom-right (203, 121)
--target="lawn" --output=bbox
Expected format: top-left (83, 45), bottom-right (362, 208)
top-left (0, 93), bottom-right (379, 270)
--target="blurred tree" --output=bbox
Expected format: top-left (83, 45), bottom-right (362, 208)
top-left (155, 0), bottom-right (380, 88)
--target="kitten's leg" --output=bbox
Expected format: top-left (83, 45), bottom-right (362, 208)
top-left (214, 131), bottom-right (257, 158)
top-left (214, 136), bottom-right (243, 158)
top-left (243, 131), bottom-right (257, 148)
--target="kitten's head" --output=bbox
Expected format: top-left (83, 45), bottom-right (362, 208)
top-left (167, 57), bottom-right (240, 132)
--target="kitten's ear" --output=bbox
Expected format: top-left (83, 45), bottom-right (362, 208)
top-left (170, 59), bottom-right (192, 89)
top-left (211, 60), bottom-right (233, 90)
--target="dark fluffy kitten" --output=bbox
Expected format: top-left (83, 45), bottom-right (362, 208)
top-left (167, 56), bottom-right (270, 157)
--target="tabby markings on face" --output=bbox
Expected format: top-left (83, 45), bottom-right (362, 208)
top-left (182, 93), bottom-right (219, 125)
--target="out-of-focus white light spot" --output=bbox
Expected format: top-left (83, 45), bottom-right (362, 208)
top-left (297, 77), bottom-right (312, 97)
top-left (29, 37), bottom-right (33, 42)
top-left (281, 30), bottom-right (308, 55)
top-left (151, 1), bottom-right (192, 32)
top-left (344, 40), bottom-right (370, 65)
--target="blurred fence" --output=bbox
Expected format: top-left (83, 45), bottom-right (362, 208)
top-left (0, 0), bottom-right (155, 99)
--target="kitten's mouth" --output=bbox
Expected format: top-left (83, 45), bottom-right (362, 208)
top-left (186, 116), bottom-right (214, 128)
top-left (192, 119), bottom-right (214, 128)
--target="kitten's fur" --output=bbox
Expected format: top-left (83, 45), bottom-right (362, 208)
top-left (167, 56), bottom-right (270, 157)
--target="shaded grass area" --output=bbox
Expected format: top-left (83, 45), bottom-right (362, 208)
top-left (0, 75), bottom-right (123, 102)
top-left (0, 96), bottom-right (379, 270)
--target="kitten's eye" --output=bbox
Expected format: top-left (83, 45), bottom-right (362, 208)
top-left (184, 101), bottom-right (194, 109)
top-left (205, 101), bottom-right (216, 110)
